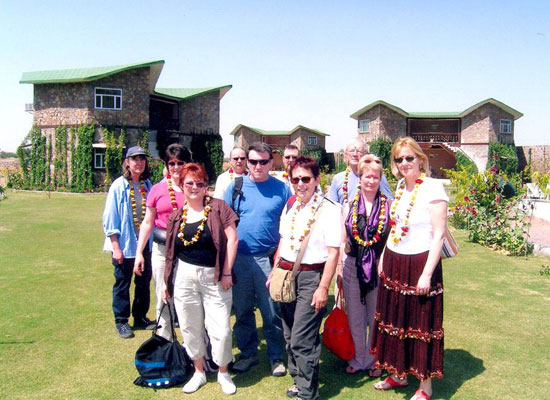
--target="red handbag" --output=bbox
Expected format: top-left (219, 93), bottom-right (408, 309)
top-left (322, 288), bottom-right (355, 361)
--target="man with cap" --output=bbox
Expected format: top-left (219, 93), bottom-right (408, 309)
top-left (213, 146), bottom-right (248, 199)
top-left (103, 145), bottom-right (155, 338)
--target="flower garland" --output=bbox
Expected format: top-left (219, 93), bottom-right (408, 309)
top-left (166, 174), bottom-right (179, 211)
top-left (389, 173), bottom-right (425, 243)
top-left (289, 192), bottom-right (319, 251)
top-left (229, 168), bottom-right (248, 182)
top-left (130, 180), bottom-right (147, 230)
top-left (351, 186), bottom-right (386, 247)
top-left (177, 196), bottom-right (212, 246)
top-left (342, 167), bottom-right (351, 204)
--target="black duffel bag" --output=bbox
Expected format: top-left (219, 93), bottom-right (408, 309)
top-left (133, 303), bottom-right (192, 389)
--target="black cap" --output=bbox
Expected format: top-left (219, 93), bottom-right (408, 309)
top-left (126, 146), bottom-right (148, 158)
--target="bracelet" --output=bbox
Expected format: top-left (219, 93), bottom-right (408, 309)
top-left (319, 282), bottom-right (329, 290)
top-left (223, 274), bottom-right (232, 277)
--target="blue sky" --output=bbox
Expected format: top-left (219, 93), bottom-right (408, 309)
top-left (1, 0), bottom-right (549, 154)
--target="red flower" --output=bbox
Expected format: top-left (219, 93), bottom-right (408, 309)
top-left (401, 226), bottom-right (409, 233)
top-left (374, 234), bottom-right (381, 241)
top-left (464, 196), bottom-right (469, 202)
top-left (389, 220), bottom-right (396, 226)
top-left (415, 178), bottom-right (423, 184)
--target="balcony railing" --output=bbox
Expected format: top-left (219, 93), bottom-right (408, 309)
top-left (410, 132), bottom-right (458, 143)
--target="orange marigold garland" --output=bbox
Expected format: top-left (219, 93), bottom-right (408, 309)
top-left (342, 167), bottom-right (351, 204)
top-left (389, 173), bottom-right (425, 243)
top-left (289, 192), bottom-right (319, 251)
top-left (130, 180), bottom-right (147, 230)
top-left (177, 196), bottom-right (212, 247)
top-left (166, 174), bottom-right (179, 211)
top-left (229, 168), bottom-right (248, 182)
top-left (351, 186), bottom-right (386, 247)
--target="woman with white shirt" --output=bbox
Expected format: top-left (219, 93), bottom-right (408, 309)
top-left (371, 137), bottom-right (448, 400)
top-left (273, 156), bottom-right (342, 400)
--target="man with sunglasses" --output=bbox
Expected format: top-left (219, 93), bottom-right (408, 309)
top-left (224, 142), bottom-right (291, 377)
top-left (213, 146), bottom-right (248, 199)
top-left (328, 138), bottom-right (393, 206)
top-left (271, 144), bottom-right (299, 190)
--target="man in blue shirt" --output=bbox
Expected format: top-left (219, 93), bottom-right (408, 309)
top-left (224, 142), bottom-right (291, 377)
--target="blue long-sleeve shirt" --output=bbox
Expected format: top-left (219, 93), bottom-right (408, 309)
top-left (102, 176), bottom-right (152, 258)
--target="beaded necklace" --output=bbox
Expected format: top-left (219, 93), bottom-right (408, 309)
top-left (177, 196), bottom-right (212, 246)
top-left (351, 186), bottom-right (386, 247)
top-left (289, 192), bottom-right (319, 251)
top-left (389, 173), bottom-right (425, 243)
top-left (342, 167), bottom-right (351, 204)
top-left (130, 180), bottom-right (147, 230)
top-left (166, 175), bottom-right (179, 211)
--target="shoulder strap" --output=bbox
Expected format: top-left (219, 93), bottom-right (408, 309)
top-left (231, 176), bottom-right (244, 214)
top-left (286, 194), bottom-right (297, 214)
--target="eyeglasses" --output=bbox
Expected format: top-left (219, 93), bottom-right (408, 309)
top-left (168, 161), bottom-right (186, 167)
top-left (248, 158), bottom-right (270, 166)
top-left (290, 176), bottom-right (313, 184)
top-left (232, 157), bottom-right (246, 161)
top-left (394, 156), bottom-right (416, 164)
top-left (284, 155), bottom-right (298, 160)
top-left (347, 149), bottom-right (365, 155)
top-left (184, 181), bottom-right (206, 188)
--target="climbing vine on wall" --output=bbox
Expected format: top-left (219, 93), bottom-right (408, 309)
top-left (103, 127), bottom-right (126, 185)
top-left (191, 134), bottom-right (223, 181)
top-left (488, 142), bottom-right (518, 176)
top-left (46, 136), bottom-right (52, 187)
top-left (72, 124), bottom-right (95, 192)
top-left (29, 126), bottom-right (47, 189)
top-left (136, 129), bottom-right (149, 153)
top-left (54, 126), bottom-right (68, 188)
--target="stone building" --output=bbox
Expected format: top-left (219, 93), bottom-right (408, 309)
top-left (229, 124), bottom-right (329, 169)
top-left (20, 60), bottom-right (231, 184)
top-left (350, 98), bottom-right (523, 175)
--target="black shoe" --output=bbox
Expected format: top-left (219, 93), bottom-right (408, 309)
top-left (230, 356), bottom-right (259, 373)
top-left (116, 322), bottom-right (134, 338)
top-left (133, 317), bottom-right (156, 330)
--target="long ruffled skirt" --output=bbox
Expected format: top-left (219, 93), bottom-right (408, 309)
top-left (370, 248), bottom-right (444, 380)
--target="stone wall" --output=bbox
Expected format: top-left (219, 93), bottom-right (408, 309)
top-left (179, 92), bottom-right (220, 134)
top-left (517, 145), bottom-right (550, 173)
top-left (233, 127), bottom-right (261, 149)
top-left (356, 105), bottom-right (407, 142)
top-left (461, 103), bottom-right (515, 145)
top-left (33, 67), bottom-right (151, 128)
top-left (290, 128), bottom-right (326, 150)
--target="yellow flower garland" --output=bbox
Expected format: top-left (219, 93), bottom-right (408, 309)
top-left (351, 185), bottom-right (386, 247)
top-left (289, 192), bottom-right (319, 251)
top-left (342, 167), bottom-right (351, 204)
top-left (166, 175), bottom-right (179, 212)
top-left (177, 196), bottom-right (212, 247)
top-left (130, 180), bottom-right (147, 230)
top-left (389, 173), bottom-right (425, 244)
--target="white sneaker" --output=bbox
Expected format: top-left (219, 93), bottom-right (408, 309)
top-left (182, 372), bottom-right (206, 393)
top-left (217, 371), bottom-right (237, 395)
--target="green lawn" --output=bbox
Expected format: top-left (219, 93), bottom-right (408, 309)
top-left (1, 191), bottom-right (549, 399)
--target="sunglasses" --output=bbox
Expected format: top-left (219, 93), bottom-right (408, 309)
top-left (290, 176), bottom-right (313, 184)
top-left (184, 181), bottom-right (206, 188)
top-left (232, 157), bottom-right (246, 161)
top-left (248, 159), bottom-right (270, 166)
top-left (394, 156), bottom-right (416, 164)
top-left (168, 161), bottom-right (186, 167)
top-left (284, 155), bottom-right (298, 160)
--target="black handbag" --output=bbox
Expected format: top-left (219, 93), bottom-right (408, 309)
top-left (133, 304), bottom-right (193, 388)
top-left (152, 228), bottom-right (167, 245)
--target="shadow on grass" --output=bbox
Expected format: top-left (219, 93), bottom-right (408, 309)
top-left (319, 348), bottom-right (484, 399)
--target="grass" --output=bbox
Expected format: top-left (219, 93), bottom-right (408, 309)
top-left (1, 191), bottom-right (549, 399)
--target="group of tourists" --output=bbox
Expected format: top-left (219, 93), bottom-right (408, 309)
top-left (103, 135), bottom-right (448, 400)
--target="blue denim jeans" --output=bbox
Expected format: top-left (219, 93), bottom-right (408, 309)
top-left (232, 253), bottom-right (285, 361)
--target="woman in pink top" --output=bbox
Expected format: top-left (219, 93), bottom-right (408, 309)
top-left (134, 143), bottom-right (192, 340)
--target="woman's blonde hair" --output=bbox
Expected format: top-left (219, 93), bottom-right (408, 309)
top-left (358, 154), bottom-right (383, 178)
top-left (390, 137), bottom-right (430, 179)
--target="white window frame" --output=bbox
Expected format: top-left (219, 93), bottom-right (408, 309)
top-left (359, 119), bottom-right (370, 133)
top-left (94, 148), bottom-right (106, 169)
top-left (500, 119), bottom-right (512, 134)
top-left (95, 87), bottom-right (122, 110)
top-left (307, 136), bottom-right (318, 146)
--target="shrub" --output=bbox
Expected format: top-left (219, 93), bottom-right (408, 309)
top-left (150, 159), bottom-right (165, 184)
top-left (369, 138), bottom-right (393, 169)
top-left (456, 151), bottom-right (478, 173)
top-left (487, 142), bottom-right (518, 176)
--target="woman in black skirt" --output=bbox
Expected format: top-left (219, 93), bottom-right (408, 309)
top-left (371, 137), bottom-right (448, 400)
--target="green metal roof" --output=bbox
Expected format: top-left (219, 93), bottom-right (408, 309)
top-left (20, 60), bottom-right (165, 84)
top-left (154, 86), bottom-right (232, 101)
top-left (229, 124), bottom-right (329, 137)
top-left (351, 98), bottom-right (523, 120)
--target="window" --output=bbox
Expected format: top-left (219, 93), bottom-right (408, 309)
top-left (95, 87), bottom-right (122, 110)
top-left (94, 148), bottom-right (106, 169)
top-left (307, 136), bottom-right (318, 146)
top-left (500, 119), bottom-right (512, 134)
top-left (359, 119), bottom-right (370, 133)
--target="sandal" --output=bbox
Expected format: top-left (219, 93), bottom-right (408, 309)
top-left (411, 389), bottom-right (431, 400)
top-left (345, 366), bottom-right (360, 374)
top-left (367, 368), bottom-right (383, 378)
top-left (374, 375), bottom-right (408, 390)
